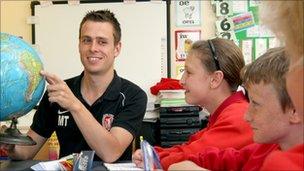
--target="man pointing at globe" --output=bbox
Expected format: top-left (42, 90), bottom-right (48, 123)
top-left (1, 10), bottom-right (147, 162)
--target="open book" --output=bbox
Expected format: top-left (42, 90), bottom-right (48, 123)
top-left (103, 162), bottom-right (143, 171)
top-left (31, 151), bottom-right (94, 171)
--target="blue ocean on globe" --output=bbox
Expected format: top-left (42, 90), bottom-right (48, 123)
top-left (0, 32), bottom-right (45, 121)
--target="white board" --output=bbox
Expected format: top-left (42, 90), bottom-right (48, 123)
top-left (33, 2), bottom-right (167, 101)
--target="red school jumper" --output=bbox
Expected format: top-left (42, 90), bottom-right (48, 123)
top-left (260, 143), bottom-right (304, 170)
top-left (186, 143), bottom-right (279, 171)
top-left (155, 91), bottom-right (254, 170)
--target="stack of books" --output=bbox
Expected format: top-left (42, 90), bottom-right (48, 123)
top-left (156, 90), bottom-right (190, 107)
top-left (143, 101), bottom-right (159, 122)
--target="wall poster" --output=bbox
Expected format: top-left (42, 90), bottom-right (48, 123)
top-left (175, 0), bottom-right (201, 27)
top-left (175, 30), bottom-right (201, 61)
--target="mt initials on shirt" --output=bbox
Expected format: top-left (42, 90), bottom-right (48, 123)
top-left (58, 115), bottom-right (69, 126)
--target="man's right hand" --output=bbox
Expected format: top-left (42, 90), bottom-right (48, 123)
top-left (132, 149), bottom-right (144, 168)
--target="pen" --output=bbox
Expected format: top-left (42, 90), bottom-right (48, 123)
top-left (140, 136), bottom-right (149, 171)
top-left (140, 136), bottom-right (163, 171)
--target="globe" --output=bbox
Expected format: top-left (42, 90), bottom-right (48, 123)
top-left (0, 32), bottom-right (45, 121)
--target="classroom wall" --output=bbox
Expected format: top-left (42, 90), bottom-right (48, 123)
top-left (0, 1), bottom-right (32, 43)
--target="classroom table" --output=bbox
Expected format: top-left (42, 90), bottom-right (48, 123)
top-left (0, 160), bottom-right (107, 171)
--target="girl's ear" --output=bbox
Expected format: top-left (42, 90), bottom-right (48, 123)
top-left (209, 71), bottom-right (224, 89)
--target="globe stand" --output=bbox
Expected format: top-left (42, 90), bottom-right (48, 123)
top-left (0, 117), bottom-right (36, 146)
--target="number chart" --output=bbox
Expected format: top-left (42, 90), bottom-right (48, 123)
top-left (211, 0), bottom-right (280, 64)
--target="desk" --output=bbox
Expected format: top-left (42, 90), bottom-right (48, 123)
top-left (0, 160), bottom-right (107, 171)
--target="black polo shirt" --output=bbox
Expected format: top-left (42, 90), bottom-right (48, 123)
top-left (31, 71), bottom-right (147, 161)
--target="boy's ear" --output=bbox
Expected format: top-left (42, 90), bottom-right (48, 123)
top-left (289, 109), bottom-right (302, 124)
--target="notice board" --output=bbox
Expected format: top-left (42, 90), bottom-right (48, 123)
top-left (32, 1), bottom-right (168, 101)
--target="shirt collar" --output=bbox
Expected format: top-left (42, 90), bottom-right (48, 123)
top-left (102, 70), bottom-right (122, 101)
top-left (73, 70), bottom-right (122, 102)
top-left (208, 91), bottom-right (248, 124)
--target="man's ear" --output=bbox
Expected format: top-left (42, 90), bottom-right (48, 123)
top-left (289, 109), bottom-right (302, 124)
top-left (114, 42), bottom-right (121, 58)
top-left (210, 71), bottom-right (224, 89)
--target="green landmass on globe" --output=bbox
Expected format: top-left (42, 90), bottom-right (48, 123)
top-left (0, 32), bottom-right (45, 121)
